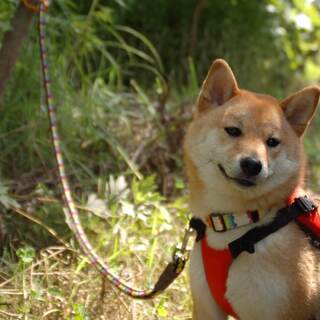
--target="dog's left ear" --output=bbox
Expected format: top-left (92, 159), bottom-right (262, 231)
top-left (280, 86), bottom-right (320, 136)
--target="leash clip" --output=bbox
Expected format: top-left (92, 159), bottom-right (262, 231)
top-left (172, 227), bottom-right (194, 273)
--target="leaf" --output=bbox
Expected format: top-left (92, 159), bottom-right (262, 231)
top-left (174, 177), bottom-right (185, 190)
top-left (0, 182), bottom-right (19, 209)
top-left (48, 287), bottom-right (63, 297)
top-left (16, 246), bottom-right (35, 265)
top-left (157, 205), bottom-right (172, 223)
top-left (156, 299), bottom-right (169, 317)
top-left (120, 200), bottom-right (135, 217)
top-left (86, 193), bottom-right (109, 218)
top-left (105, 175), bottom-right (129, 199)
top-left (94, 7), bottom-right (114, 24)
top-left (73, 303), bottom-right (90, 320)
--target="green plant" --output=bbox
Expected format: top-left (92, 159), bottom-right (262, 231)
top-left (0, 1), bottom-right (319, 318)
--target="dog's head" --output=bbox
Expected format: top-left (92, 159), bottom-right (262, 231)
top-left (184, 59), bottom-right (320, 202)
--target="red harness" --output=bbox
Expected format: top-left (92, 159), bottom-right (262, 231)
top-left (201, 238), bottom-right (238, 317)
top-left (201, 196), bottom-right (320, 318)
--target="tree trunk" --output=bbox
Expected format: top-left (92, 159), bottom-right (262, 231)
top-left (0, 2), bottom-right (36, 100)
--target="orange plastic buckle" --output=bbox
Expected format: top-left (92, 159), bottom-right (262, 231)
top-left (22, 0), bottom-right (49, 13)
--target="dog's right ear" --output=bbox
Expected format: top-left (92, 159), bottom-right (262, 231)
top-left (197, 59), bottom-right (239, 113)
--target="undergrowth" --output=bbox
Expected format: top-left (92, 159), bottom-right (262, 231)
top-left (0, 1), bottom-right (320, 319)
top-left (0, 175), bottom-right (192, 319)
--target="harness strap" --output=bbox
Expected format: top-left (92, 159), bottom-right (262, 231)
top-left (190, 196), bottom-right (318, 258)
top-left (194, 196), bottom-right (317, 319)
top-left (190, 217), bottom-right (206, 241)
top-left (201, 238), bottom-right (238, 318)
top-left (229, 196), bottom-right (317, 258)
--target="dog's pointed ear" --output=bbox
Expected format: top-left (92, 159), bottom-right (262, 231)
top-left (280, 86), bottom-right (320, 136)
top-left (197, 59), bottom-right (239, 113)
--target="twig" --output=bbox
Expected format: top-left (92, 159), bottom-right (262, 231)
top-left (109, 283), bottom-right (130, 313)
top-left (189, 0), bottom-right (207, 56)
top-left (0, 247), bottom-right (68, 288)
top-left (11, 207), bottom-right (71, 248)
top-left (41, 309), bottom-right (60, 319)
top-left (0, 290), bottom-right (23, 295)
top-left (0, 123), bottom-right (36, 139)
top-left (0, 310), bottom-right (22, 319)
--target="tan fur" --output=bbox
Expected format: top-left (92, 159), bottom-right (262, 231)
top-left (184, 59), bottom-right (320, 319)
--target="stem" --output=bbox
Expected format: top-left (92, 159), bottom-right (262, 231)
top-left (188, 0), bottom-right (207, 56)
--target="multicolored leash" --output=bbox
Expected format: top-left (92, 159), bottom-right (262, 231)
top-left (36, 0), bottom-right (193, 299)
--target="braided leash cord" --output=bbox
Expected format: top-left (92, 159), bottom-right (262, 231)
top-left (38, 2), bottom-right (188, 299)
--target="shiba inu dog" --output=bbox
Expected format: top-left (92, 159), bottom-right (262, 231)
top-left (184, 59), bottom-right (320, 320)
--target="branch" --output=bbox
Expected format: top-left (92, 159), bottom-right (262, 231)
top-left (188, 0), bottom-right (207, 57)
top-left (0, 2), bottom-right (36, 100)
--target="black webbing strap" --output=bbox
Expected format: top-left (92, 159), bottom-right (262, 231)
top-left (190, 217), bottom-right (206, 242)
top-left (152, 257), bottom-right (186, 293)
top-left (229, 196), bottom-right (316, 258)
top-left (189, 197), bottom-right (317, 259)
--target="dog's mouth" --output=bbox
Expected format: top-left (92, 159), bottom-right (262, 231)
top-left (218, 164), bottom-right (256, 187)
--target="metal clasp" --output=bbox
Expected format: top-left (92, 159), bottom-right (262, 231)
top-left (172, 227), bottom-right (194, 273)
top-left (295, 196), bottom-right (317, 214)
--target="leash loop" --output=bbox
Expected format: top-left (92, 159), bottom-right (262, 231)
top-left (22, 0), bottom-right (49, 13)
top-left (38, 2), bottom-right (190, 299)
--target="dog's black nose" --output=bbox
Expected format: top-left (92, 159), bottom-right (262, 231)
top-left (240, 157), bottom-right (262, 177)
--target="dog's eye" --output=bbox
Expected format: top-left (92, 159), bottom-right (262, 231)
top-left (266, 137), bottom-right (280, 148)
top-left (224, 127), bottom-right (242, 137)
